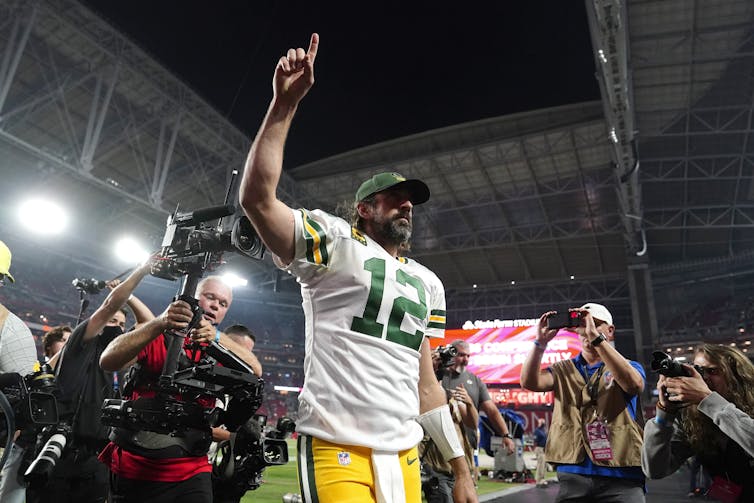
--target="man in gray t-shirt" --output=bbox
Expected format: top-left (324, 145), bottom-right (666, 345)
top-left (438, 340), bottom-right (515, 454)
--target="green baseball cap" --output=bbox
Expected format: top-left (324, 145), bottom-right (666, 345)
top-left (354, 172), bottom-right (430, 204)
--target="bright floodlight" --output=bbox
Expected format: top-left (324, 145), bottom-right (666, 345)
top-left (114, 237), bottom-right (150, 264)
top-left (18, 198), bottom-right (68, 234)
top-left (222, 272), bottom-right (248, 287)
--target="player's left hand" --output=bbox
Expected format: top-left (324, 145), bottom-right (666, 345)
top-left (452, 471), bottom-right (478, 503)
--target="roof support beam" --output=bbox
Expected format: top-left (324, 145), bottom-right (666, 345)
top-left (0, 4), bottom-right (35, 114)
top-left (81, 64), bottom-right (120, 172)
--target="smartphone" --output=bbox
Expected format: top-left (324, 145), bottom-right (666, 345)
top-left (546, 311), bottom-right (583, 330)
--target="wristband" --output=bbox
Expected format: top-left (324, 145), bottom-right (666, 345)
top-left (591, 332), bottom-right (607, 347)
top-left (654, 415), bottom-right (666, 426)
top-left (417, 404), bottom-right (465, 461)
top-left (503, 433), bottom-right (512, 439)
top-left (533, 340), bottom-right (545, 349)
top-left (214, 329), bottom-right (221, 343)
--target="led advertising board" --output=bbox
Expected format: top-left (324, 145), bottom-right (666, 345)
top-left (430, 319), bottom-right (581, 385)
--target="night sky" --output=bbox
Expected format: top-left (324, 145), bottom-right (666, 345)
top-left (82, 1), bottom-right (599, 168)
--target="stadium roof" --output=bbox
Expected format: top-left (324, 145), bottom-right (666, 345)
top-left (1, 0), bottom-right (754, 358)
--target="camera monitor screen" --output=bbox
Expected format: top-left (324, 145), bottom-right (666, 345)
top-left (429, 322), bottom-right (581, 385)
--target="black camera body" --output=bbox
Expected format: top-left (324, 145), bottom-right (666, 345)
top-left (546, 311), bottom-right (584, 330)
top-left (212, 415), bottom-right (296, 493)
top-left (650, 351), bottom-right (702, 377)
top-left (152, 204), bottom-right (265, 281)
top-left (0, 365), bottom-right (76, 488)
top-left (437, 345), bottom-right (458, 368)
top-left (71, 278), bottom-right (107, 294)
top-left (0, 365), bottom-right (59, 432)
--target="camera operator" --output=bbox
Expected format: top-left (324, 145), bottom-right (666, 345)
top-left (208, 324), bottom-right (261, 503)
top-left (22, 262), bottom-right (155, 503)
top-left (0, 240), bottom-right (39, 503)
top-left (520, 303), bottom-right (646, 502)
top-left (99, 275), bottom-right (261, 502)
top-left (438, 339), bottom-right (515, 464)
top-left (419, 346), bottom-right (477, 502)
top-left (642, 344), bottom-right (754, 501)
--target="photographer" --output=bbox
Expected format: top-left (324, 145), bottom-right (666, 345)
top-left (209, 323), bottom-right (261, 503)
top-left (99, 276), bottom-right (261, 502)
top-left (642, 344), bottom-right (754, 501)
top-left (24, 262), bottom-right (155, 503)
top-left (419, 346), bottom-right (478, 502)
top-left (520, 303), bottom-right (646, 502)
top-left (438, 340), bottom-right (515, 460)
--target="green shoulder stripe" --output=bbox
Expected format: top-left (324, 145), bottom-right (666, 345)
top-left (428, 309), bottom-right (446, 329)
top-left (302, 210), bottom-right (329, 265)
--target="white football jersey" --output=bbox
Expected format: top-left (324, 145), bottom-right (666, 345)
top-left (280, 208), bottom-right (446, 451)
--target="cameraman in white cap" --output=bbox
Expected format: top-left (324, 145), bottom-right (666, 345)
top-left (521, 303), bottom-right (646, 502)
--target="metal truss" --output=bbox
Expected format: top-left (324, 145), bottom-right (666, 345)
top-left (0, 0), bottom-right (310, 231)
top-left (586, 0), bottom-right (644, 256)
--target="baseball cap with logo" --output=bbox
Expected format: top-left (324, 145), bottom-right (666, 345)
top-left (0, 240), bottom-right (14, 283)
top-left (354, 172), bottom-right (430, 205)
top-left (580, 303), bottom-right (613, 326)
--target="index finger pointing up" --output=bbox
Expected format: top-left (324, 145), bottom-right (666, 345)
top-left (307, 33), bottom-right (319, 63)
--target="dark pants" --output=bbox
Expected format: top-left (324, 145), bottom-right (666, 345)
top-left (109, 472), bottom-right (212, 503)
top-left (26, 453), bottom-right (108, 503)
top-left (421, 466), bottom-right (454, 503)
top-left (556, 472), bottom-right (645, 503)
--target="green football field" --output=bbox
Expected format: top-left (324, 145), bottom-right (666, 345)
top-left (239, 440), bottom-right (547, 503)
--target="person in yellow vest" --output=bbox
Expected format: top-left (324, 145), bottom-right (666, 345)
top-left (520, 303), bottom-right (646, 502)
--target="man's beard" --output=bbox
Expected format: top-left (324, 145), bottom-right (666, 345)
top-left (374, 213), bottom-right (412, 246)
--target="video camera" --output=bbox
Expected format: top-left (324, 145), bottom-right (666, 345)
top-left (0, 364), bottom-right (59, 435)
top-left (150, 204), bottom-right (265, 281)
top-left (212, 415), bottom-right (296, 493)
top-left (650, 351), bottom-right (702, 378)
top-left (546, 311), bottom-right (584, 330)
top-left (71, 278), bottom-right (107, 294)
top-left (0, 364), bottom-right (75, 488)
top-left (436, 345), bottom-right (458, 368)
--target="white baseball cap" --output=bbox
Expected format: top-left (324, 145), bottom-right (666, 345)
top-left (580, 303), bottom-right (613, 326)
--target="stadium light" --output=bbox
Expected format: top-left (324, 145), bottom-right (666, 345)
top-left (18, 198), bottom-right (68, 235)
top-left (114, 237), bottom-right (150, 264)
top-left (222, 272), bottom-right (248, 287)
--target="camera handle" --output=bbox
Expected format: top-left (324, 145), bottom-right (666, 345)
top-left (76, 291), bottom-right (90, 326)
top-left (159, 269), bottom-right (205, 386)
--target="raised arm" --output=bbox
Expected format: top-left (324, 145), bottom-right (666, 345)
top-left (520, 311), bottom-right (556, 392)
top-left (239, 33), bottom-right (319, 265)
top-left (84, 262), bottom-right (151, 342)
top-left (580, 310), bottom-right (644, 396)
